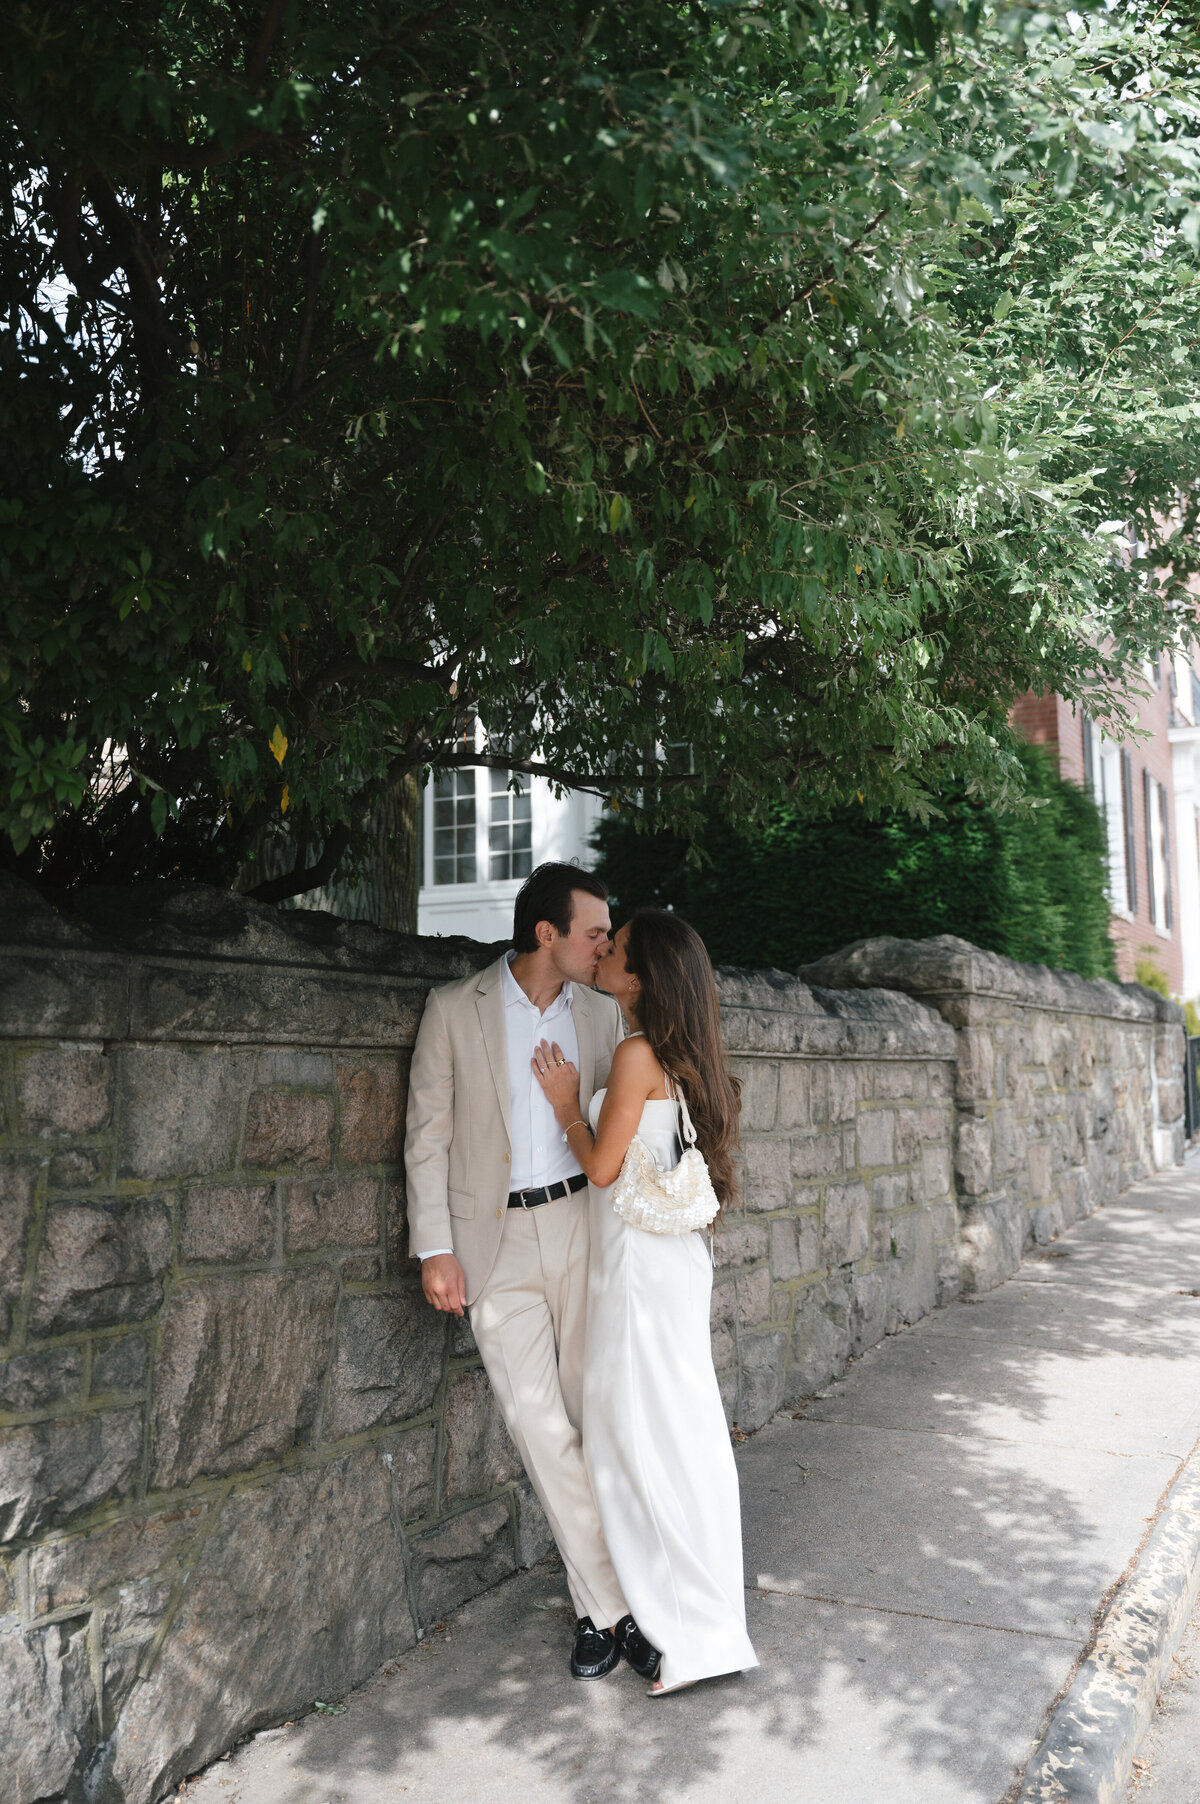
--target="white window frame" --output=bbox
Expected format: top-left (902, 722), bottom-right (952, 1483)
top-left (423, 765), bottom-right (535, 896)
top-left (1097, 735), bottom-right (1133, 919)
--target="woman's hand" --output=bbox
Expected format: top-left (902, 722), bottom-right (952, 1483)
top-left (531, 1039), bottom-right (581, 1119)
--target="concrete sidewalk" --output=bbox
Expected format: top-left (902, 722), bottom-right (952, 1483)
top-left (184, 1170), bottom-right (1200, 1804)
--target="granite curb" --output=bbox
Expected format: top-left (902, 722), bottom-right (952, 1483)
top-left (1016, 1439), bottom-right (1200, 1804)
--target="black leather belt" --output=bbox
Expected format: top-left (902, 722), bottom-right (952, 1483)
top-left (508, 1173), bottom-right (588, 1209)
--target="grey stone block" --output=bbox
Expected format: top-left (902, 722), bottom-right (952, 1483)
top-left (180, 1182), bottom-right (274, 1265)
top-left (886, 1211), bottom-right (937, 1325)
top-left (733, 1059), bottom-right (779, 1131)
top-left (0, 946), bottom-right (129, 1042)
top-left (713, 1219), bottom-right (768, 1271)
top-left (736, 1330), bottom-right (789, 1430)
top-left (851, 1270), bottom-right (889, 1355)
top-left (284, 1175), bottom-right (379, 1254)
top-left (741, 1137), bottom-right (791, 1210)
top-left (385, 1424), bottom-right (437, 1523)
top-left (91, 1333), bottom-right (150, 1399)
top-left (16, 1042), bottom-right (112, 1137)
top-left (736, 1266), bottom-right (771, 1326)
top-left (514, 1482), bottom-right (556, 1569)
top-left (959, 1197), bottom-right (1025, 1294)
top-left (821, 1181), bottom-right (870, 1266)
top-left (956, 1115), bottom-right (994, 1197)
top-left (118, 1045), bottom-right (253, 1180)
top-left (150, 1269), bottom-right (339, 1488)
top-left (336, 1057), bottom-right (404, 1165)
top-left (0, 1409), bottom-right (143, 1541)
top-left (322, 1291), bottom-right (446, 1442)
top-left (0, 1347), bottom-right (84, 1414)
top-left (103, 1451), bottom-right (415, 1804)
top-left (0, 1617), bottom-right (96, 1804)
top-left (0, 1155), bottom-right (39, 1340)
top-left (29, 1501), bottom-right (209, 1615)
top-left (768, 1217), bottom-right (803, 1281)
top-left (257, 1050), bottom-right (332, 1087)
top-left (789, 1276), bottom-right (853, 1397)
top-left (241, 1088), bottom-right (334, 1170)
top-left (48, 1144), bottom-right (108, 1190)
top-left (411, 1498), bottom-right (516, 1629)
top-left (443, 1368), bottom-right (522, 1502)
top-left (856, 1109), bottom-right (896, 1167)
top-left (790, 1132), bottom-right (844, 1181)
top-left (30, 1196), bottom-right (171, 1336)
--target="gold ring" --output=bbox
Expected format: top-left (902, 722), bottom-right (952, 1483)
top-left (556, 1057), bottom-right (565, 1066)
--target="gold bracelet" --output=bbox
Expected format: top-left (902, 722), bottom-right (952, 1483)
top-left (563, 1118), bottom-right (589, 1135)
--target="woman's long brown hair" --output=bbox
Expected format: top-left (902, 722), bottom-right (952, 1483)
top-left (625, 907), bottom-right (741, 1208)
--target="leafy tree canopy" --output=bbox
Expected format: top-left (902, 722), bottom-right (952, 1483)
top-left (595, 742), bottom-right (1118, 979)
top-left (5, 0), bottom-right (1200, 901)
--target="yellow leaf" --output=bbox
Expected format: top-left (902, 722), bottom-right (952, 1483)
top-left (280, 784), bottom-right (290, 814)
top-left (896, 418), bottom-right (906, 439)
top-left (269, 724), bottom-right (288, 766)
top-left (242, 650), bottom-right (253, 672)
top-left (684, 493), bottom-right (695, 509)
top-left (855, 565), bottom-right (863, 575)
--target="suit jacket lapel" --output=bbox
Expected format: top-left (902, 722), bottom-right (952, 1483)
top-left (574, 984), bottom-right (597, 1105)
top-left (475, 958), bottom-right (512, 1146)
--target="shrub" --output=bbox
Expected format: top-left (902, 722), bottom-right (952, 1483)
top-left (594, 745), bottom-right (1117, 980)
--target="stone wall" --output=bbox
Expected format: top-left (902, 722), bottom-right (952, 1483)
top-left (0, 886), bottom-right (1182, 1804)
top-left (800, 934), bottom-right (1185, 1291)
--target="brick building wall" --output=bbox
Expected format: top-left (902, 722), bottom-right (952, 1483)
top-left (1012, 661), bottom-right (1184, 991)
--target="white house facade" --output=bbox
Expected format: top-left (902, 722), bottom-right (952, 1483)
top-left (416, 765), bottom-right (604, 942)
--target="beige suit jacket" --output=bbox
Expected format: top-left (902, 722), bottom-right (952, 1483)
top-left (404, 955), bottom-right (624, 1305)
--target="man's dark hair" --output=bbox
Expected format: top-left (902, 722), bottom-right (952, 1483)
top-left (512, 862), bottom-right (608, 953)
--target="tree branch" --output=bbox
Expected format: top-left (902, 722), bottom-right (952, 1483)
top-left (436, 750), bottom-right (707, 796)
top-left (245, 819), bottom-right (354, 903)
top-left (246, 0), bottom-right (290, 82)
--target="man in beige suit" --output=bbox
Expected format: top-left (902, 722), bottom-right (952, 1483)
top-left (406, 862), bottom-right (650, 1679)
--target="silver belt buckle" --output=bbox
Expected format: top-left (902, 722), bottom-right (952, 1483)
top-left (519, 1188), bottom-right (533, 1209)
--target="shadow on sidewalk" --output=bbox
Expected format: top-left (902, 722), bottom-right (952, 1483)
top-left (192, 1175), bottom-right (1200, 1804)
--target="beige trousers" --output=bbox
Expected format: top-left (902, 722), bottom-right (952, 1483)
top-left (470, 1193), bottom-right (627, 1629)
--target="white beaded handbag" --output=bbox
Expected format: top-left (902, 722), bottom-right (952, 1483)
top-left (610, 1077), bottom-right (721, 1235)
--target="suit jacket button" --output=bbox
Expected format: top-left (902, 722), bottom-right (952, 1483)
top-left (501, 1153), bottom-right (510, 1162)
top-left (495, 1207), bottom-right (504, 1218)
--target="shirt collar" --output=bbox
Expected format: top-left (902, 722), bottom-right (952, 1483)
top-left (503, 949), bottom-right (573, 1016)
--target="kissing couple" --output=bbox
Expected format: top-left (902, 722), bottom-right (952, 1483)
top-left (405, 862), bottom-right (758, 1694)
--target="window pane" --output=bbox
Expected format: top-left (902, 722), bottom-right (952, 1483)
top-left (432, 769), bottom-right (478, 883)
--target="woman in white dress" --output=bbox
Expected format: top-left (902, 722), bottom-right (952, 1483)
top-left (531, 907), bottom-right (758, 1695)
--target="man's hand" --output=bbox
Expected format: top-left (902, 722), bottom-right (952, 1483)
top-left (421, 1252), bottom-right (467, 1316)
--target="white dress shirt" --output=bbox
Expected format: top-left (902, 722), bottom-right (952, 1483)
top-left (500, 951), bottom-right (583, 1192)
top-left (419, 953), bottom-right (584, 1259)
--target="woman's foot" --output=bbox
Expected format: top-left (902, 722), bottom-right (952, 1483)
top-left (615, 1614), bottom-right (661, 1680)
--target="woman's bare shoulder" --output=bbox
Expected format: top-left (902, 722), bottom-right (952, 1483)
top-left (608, 1034), bottom-right (665, 1088)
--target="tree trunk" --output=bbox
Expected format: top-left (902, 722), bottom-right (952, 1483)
top-left (349, 769), bottom-right (421, 932)
top-left (235, 771), bottom-right (421, 932)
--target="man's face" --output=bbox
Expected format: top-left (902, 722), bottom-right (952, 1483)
top-left (545, 890), bottom-right (611, 986)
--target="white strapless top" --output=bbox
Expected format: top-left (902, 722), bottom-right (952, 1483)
top-left (589, 1087), bottom-right (681, 1173)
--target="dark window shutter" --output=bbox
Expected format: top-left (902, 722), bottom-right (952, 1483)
top-left (1160, 782), bottom-right (1174, 931)
top-left (1143, 767), bottom-right (1157, 925)
top-left (1121, 750), bottom-right (1138, 914)
top-left (1082, 716), bottom-right (1095, 795)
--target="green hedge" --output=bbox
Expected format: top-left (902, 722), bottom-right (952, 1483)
top-left (593, 745), bottom-right (1117, 981)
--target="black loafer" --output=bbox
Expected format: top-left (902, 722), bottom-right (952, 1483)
top-left (616, 1613), bottom-right (662, 1680)
top-left (571, 1615), bottom-right (620, 1679)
